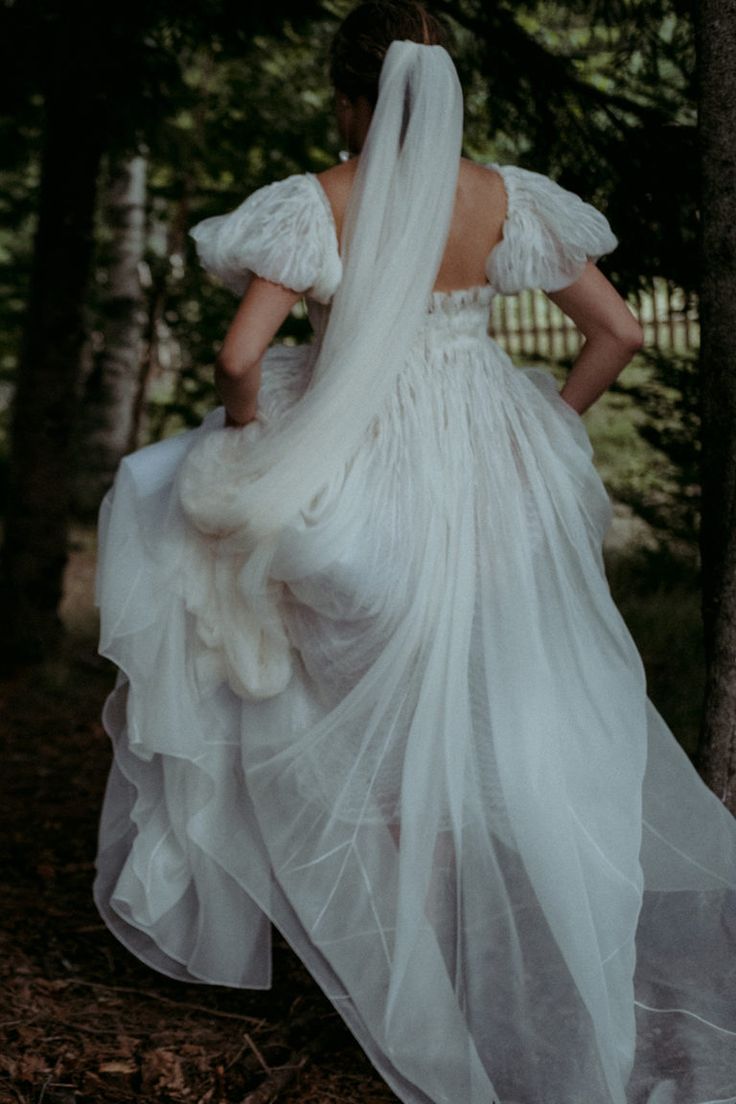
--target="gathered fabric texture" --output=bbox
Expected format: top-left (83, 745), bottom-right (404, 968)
top-left (94, 157), bottom-right (736, 1104)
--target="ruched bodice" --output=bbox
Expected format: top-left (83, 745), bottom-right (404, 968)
top-left (424, 284), bottom-right (496, 329)
top-left (411, 288), bottom-right (498, 357)
top-left (309, 284), bottom-right (497, 350)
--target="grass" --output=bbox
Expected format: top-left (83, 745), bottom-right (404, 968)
top-left (604, 544), bottom-right (703, 756)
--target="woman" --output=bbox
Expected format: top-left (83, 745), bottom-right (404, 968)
top-left (93, 3), bottom-right (736, 1102)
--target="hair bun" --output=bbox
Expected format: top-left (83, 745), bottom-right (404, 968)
top-left (329, 1), bottom-right (453, 105)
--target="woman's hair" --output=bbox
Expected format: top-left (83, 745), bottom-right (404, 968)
top-left (329, 1), bottom-right (452, 105)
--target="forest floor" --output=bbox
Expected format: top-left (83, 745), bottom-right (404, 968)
top-left (1, 509), bottom-right (703, 1104)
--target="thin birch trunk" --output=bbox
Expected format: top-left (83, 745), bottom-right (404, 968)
top-left (73, 152), bottom-right (147, 517)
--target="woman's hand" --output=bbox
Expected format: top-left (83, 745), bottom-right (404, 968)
top-left (546, 261), bottom-right (644, 415)
top-left (224, 408), bottom-right (257, 428)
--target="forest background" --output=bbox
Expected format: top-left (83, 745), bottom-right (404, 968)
top-left (0, 0), bottom-right (733, 1102)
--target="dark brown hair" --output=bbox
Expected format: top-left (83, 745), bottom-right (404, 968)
top-left (329, 1), bottom-right (452, 106)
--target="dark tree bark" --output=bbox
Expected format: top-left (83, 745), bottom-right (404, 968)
top-left (73, 153), bottom-right (147, 518)
top-left (696, 0), bottom-right (736, 811)
top-left (0, 80), bottom-right (105, 663)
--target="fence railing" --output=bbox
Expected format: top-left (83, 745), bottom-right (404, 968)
top-left (490, 276), bottom-right (700, 359)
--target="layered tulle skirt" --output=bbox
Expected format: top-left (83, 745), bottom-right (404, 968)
top-left (94, 301), bottom-right (736, 1104)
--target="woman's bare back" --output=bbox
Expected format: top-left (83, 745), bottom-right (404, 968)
top-left (317, 156), bottom-right (508, 293)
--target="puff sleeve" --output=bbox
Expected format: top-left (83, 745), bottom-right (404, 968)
top-left (188, 173), bottom-right (343, 304)
top-left (485, 163), bottom-right (619, 295)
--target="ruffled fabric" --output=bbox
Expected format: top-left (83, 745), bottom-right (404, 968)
top-left (95, 287), bottom-right (736, 1104)
top-left (485, 162), bottom-right (619, 294)
top-left (174, 344), bottom-right (321, 700)
top-left (188, 173), bottom-right (343, 303)
top-left (96, 158), bottom-right (736, 1104)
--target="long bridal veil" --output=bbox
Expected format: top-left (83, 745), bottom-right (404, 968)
top-left (178, 41), bottom-right (463, 543)
top-left (174, 40), bottom-right (464, 700)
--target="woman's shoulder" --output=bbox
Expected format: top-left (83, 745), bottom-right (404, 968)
top-left (458, 157), bottom-right (510, 214)
top-left (315, 159), bottom-right (359, 191)
top-left (461, 156), bottom-right (506, 185)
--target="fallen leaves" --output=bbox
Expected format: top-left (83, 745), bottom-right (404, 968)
top-left (98, 1059), bottom-right (138, 1076)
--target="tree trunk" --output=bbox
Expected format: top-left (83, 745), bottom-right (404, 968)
top-left (696, 0), bottom-right (736, 811)
top-left (73, 153), bottom-right (148, 518)
top-left (0, 83), bottom-right (105, 664)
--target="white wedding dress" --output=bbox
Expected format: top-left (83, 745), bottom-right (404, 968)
top-left (93, 161), bottom-right (736, 1104)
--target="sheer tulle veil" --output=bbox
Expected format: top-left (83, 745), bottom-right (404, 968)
top-left (177, 41), bottom-right (463, 547)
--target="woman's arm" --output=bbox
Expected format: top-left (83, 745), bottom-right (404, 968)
top-left (546, 261), bottom-right (644, 415)
top-left (214, 276), bottom-right (303, 426)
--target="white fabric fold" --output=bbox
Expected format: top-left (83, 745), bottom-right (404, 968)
top-left (94, 301), bottom-right (736, 1102)
top-left (188, 173), bottom-right (342, 303)
top-left (485, 162), bottom-right (619, 294)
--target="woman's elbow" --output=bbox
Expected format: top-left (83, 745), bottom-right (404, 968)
top-left (586, 319), bottom-right (644, 351)
top-left (214, 350), bottom-right (260, 381)
top-left (617, 320), bottom-right (645, 350)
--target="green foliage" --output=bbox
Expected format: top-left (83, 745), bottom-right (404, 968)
top-left (610, 347), bottom-right (700, 542)
top-left (434, 0), bottom-right (697, 296)
top-left (577, 349), bottom-right (700, 547)
top-left (605, 541), bottom-right (703, 754)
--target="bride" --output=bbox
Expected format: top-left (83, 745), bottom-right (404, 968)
top-left (93, 2), bottom-right (736, 1102)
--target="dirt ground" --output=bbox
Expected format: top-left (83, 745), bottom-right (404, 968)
top-left (0, 534), bottom-right (397, 1104)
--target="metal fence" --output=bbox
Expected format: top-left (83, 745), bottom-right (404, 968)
top-left (490, 276), bottom-right (700, 359)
